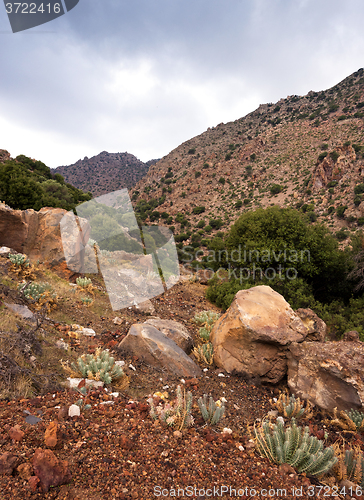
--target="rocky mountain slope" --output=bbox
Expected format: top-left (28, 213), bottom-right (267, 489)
top-left (53, 152), bottom-right (158, 197)
top-left (131, 68), bottom-right (364, 241)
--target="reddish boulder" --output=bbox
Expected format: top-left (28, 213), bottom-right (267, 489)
top-left (32, 448), bottom-right (72, 493)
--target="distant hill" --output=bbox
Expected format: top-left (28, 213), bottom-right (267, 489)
top-left (53, 151), bottom-right (158, 197)
top-left (131, 68), bottom-right (364, 243)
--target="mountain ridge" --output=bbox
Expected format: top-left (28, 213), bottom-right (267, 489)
top-left (53, 151), bottom-right (159, 197)
top-left (130, 68), bottom-right (364, 243)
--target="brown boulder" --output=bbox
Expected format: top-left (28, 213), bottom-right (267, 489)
top-left (32, 448), bottom-right (72, 493)
top-left (119, 323), bottom-right (201, 377)
top-left (210, 286), bottom-right (323, 383)
top-left (287, 340), bottom-right (364, 411)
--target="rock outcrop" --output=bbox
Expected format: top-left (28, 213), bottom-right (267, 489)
top-left (287, 340), bottom-right (364, 412)
top-left (210, 286), bottom-right (324, 383)
top-left (118, 322), bottom-right (201, 377)
top-left (0, 204), bottom-right (67, 263)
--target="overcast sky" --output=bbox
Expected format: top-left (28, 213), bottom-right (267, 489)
top-left (1, 0), bottom-right (364, 168)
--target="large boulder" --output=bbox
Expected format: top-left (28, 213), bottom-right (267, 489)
top-left (118, 323), bottom-right (201, 377)
top-left (210, 286), bottom-right (324, 383)
top-left (144, 318), bottom-right (193, 352)
top-left (287, 340), bottom-right (364, 412)
top-left (0, 204), bottom-right (67, 263)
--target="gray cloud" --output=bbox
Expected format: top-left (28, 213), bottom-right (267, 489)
top-left (0, 0), bottom-right (364, 167)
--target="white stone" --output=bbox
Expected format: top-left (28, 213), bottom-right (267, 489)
top-left (68, 404), bottom-right (81, 417)
top-left (66, 378), bottom-right (104, 389)
top-left (0, 246), bottom-right (11, 254)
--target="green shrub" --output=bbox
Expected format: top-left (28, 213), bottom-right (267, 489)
top-left (354, 183), bottom-right (364, 195)
top-left (188, 148), bottom-right (196, 154)
top-left (195, 171), bottom-right (201, 179)
top-left (218, 177), bottom-right (226, 185)
top-left (330, 151), bottom-right (340, 162)
top-left (193, 206), bottom-right (205, 215)
top-left (270, 184), bottom-right (282, 195)
top-left (336, 205), bottom-right (347, 218)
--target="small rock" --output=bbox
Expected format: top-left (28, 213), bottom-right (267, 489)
top-left (32, 448), bottom-right (72, 493)
top-left (113, 317), bottom-right (123, 325)
top-left (343, 330), bottom-right (360, 342)
top-left (0, 452), bottom-right (18, 475)
top-left (28, 475), bottom-right (40, 492)
top-left (44, 421), bottom-right (58, 448)
top-left (8, 424), bottom-right (24, 442)
top-left (134, 299), bottom-right (155, 314)
top-left (68, 405), bottom-right (80, 417)
top-left (4, 303), bottom-right (35, 322)
top-left (17, 462), bottom-right (33, 480)
top-left (279, 463), bottom-right (297, 475)
top-left (0, 246), bottom-right (11, 254)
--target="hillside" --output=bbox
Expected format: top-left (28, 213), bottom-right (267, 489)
top-left (54, 151), bottom-right (158, 197)
top-left (131, 68), bottom-right (364, 242)
top-left (0, 251), bottom-right (359, 498)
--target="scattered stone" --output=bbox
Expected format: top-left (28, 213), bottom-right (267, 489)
top-left (4, 302), bottom-right (35, 322)
top-left (28, 475), bottom-right (40, 492)
top-left (17, 462), bottom-right (33, 480)
top-left (113, 317), bottom-right (123, 325)
top-left (32, 448), bottom-right (72, 493)
top-left (57, 407), bottom-right (69, 422)
top-left (119, 323), bottom-right (201, 377)
top-left (134, 299), bottom-right (156, 314)
top-left (68, 404), bottom-right (81, 417)
top-left (67, 378), bottom-right (104, 389)
top-left (70, 324), bottom-right (96, 337)
top-left (44, 421), bottom-right (58, 448)
top-left (287, 340), bottom-right (364, 411)
top-left (0, 452), bottom-right (18, 475)
top-left (0, 246), bottom-right (11, 254)
top-left (8, 424), bottom-right (24, 442)
top-left (144, 318), bottom-right (193, 352)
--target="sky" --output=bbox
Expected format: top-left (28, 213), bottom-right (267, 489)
top-left (0, 0), bottom-right (364, 169)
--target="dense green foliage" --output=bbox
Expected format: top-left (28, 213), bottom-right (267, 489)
top-left (202, 207), bottom-right (364, 339)
top-left (0, 155), bottom-right (92, 211)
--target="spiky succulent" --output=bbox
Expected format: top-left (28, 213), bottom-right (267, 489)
top-left (9, 253), bottom-right (30, 267)
top-left (76, 277), bottom-right (92, 288)
top-left (148, 385), bottom-right (194, 430)
top-left (193, 342), bottom-right (214, 365)
top-left (271, 391), bottom-right (313, 419)
top-left (331, 407), bottom-right (364, 432)
top-left (198, 394), bottom-right (225, 425)
top-left (71, 348), bottom-right (125, 385)
top-left (193, 310), bottom-right (220, 341)
top-left (254, 417), bottom-right (337, 476)
top-left (333, 445), bottom-right (364, 487)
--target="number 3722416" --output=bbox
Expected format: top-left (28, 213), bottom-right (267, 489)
top-left (5, 3), bottom-right (61, 14)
